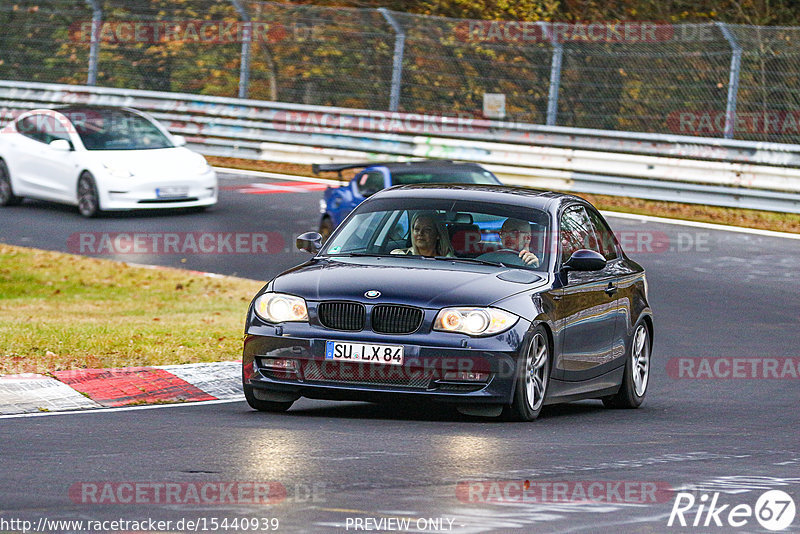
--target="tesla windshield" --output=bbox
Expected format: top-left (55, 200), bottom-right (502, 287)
top-left (321, 197), bottom-right (552, 270)
top-left (62, 109), bottom-right (174, 151)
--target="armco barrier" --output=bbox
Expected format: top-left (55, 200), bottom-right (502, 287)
top-left (2, 80), bottom-right (800, 213)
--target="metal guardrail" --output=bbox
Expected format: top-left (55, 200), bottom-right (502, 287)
top-left (2, 80), bottom-right (800, 214)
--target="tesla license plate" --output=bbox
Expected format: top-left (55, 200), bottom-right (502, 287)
top-left (325, 341), bottom-right (404, 366)
top-left (156, 186), bottom-right (189, 198)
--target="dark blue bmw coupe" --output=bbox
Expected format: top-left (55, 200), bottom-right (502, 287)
top-left (243, 184), bottom-right (653, 421)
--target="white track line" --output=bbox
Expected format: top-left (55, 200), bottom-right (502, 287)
top-left (215, 166), bottom-right (341, 186)
top-left (214, 166), bottom-right (800, 241)
top-left (601, 210), bottom-right (800, 240)
top-left (0, 398), bottom-right (243, 420)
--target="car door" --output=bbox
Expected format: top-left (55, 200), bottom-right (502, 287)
top-left (551, 204), bottom-right (618, 381)
top-left (584, 206), bottom-right (629, 368)
top-left (12, 113), bottom-right (76, 201)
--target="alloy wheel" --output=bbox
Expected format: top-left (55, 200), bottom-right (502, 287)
top-left (525, 332), bottom-right (549, 411)
top-left (632, 324), bottom-right (650, 397)
top-left (78, 175), bottom-right (98, 217)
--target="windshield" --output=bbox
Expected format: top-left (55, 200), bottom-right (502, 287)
top-left (63, 109), bottom-right (174, 151)
top-left (392, 170), bottom-right (498, 185)
top-left (322, 197), bottom-right (551, 271)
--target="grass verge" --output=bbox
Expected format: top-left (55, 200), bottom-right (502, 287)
top-left (208, 156), bottom-right (800, 234)
top-left (0, 243), bottom-right (264, 375)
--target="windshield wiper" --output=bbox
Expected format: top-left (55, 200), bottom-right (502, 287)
top-left (432, 256), bottom-right (508, 268)
top-left (326, 252), bottom-right (394, 257)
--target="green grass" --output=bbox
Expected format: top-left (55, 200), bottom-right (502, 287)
top-left (0, 244), bottom-right (264, 374)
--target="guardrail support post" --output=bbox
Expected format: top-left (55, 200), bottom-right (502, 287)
top-left (538, 22), bottom-right (563, 127)
top-left (231, 0), bottom-right (251, 99)
top-left (379, 8), bottom-right (405, 112)
top-left (717, 22), bottom-right (742, 140)
top-left (84, 0), bottom-right (101, 86)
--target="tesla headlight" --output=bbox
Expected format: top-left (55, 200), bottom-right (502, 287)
top-left (102, 162), bottom-right (134, 178)
top-left (193, 157), bottom-right (212, 174)
top-left (434, 307), bottom-right (518, 336)
top-left (253, 292), bottom-right (308, 323)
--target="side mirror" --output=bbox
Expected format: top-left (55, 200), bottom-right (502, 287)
top-left (172, 135), bottom-right (187, 147)
top-left (49, 139), bottom-right (72, 151)
top-left (296, 232), bottom-right (323, 254)
top-left (563, 249), bottom-right (607, 272)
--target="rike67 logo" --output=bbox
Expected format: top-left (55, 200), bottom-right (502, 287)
top-left (668, 490), bottom-right (796, 531)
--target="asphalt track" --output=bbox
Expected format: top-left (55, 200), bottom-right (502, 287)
top-left (1, 172), bottom-right (799, 533)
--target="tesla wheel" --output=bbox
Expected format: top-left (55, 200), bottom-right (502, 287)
top-left (603, 321), bottom-right (650, 409)
top-left (319, 217), bottom-right (334, 243)
top-left (0, 160), bottom-right (22, 206)
top-left (77, 172), bottom-right (102, 218)
top-left (504, 326), bottom-right (550, 421)
top-left (243, 384), bottom-right (294, 413)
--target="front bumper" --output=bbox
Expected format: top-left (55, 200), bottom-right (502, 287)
top-left (98, 170), bottom-right (218, 211)
top-left (242, 320), bottom-right (531, 405)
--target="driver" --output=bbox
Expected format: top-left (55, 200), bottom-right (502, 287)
top-left (391, 212), bottom-right (454, 257)
top-left (497, 218), bottom-right (540, 266)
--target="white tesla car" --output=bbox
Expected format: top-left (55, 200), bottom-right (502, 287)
top-left (0, 106), bottom-right (217, 217)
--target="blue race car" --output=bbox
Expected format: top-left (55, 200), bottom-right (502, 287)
top-left (314, 160), bottom-right (501, 241)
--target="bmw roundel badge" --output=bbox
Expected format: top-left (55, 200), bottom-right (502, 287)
top-left (365, 290), bottom-right (381, 299)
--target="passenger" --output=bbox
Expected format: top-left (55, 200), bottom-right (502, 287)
top-left (498, 218), bottom-right (540, 266)
top-left (392, 212), bottom-right (454, 257)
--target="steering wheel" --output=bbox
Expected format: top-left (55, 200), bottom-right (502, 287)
top-left (476, 249), bottom-right (534, 267)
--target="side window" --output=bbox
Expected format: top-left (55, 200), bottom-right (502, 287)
top-left (586, 209), bottom-right (619, 261)
top-left (357, 171), bottom-right (384, 197)
top-left (559, 205), bottom-right (601, 263)
top-left (17, 114), bottom-right (71, 145)
top-left (17, 116), bottom-right (45, 143)
top-left (39, 115), bottom-right (72, 146)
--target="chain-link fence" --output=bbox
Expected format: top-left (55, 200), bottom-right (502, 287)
top-left (2, 1), bottom-right (800, 144)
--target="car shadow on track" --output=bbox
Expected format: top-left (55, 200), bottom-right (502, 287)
top-left (240, 399), bottom-right (612, 423)
top-left (13, 199), bottom-right (214, 219)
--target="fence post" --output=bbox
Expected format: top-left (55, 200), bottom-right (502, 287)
top-left (378, 8), bottom-right (405, 112)
top-left (537, 22), bottom-right (563, 127)
top-left (716, 22), bottom-right (742, 139)
top-left (84, 0), bottom-right (101, 86)
top-left (231, 0), bottom-right (251, 99)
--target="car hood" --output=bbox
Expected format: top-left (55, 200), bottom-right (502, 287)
top-left (93, 147), bottom-right (209, 177)
top-left (271, 257), bottom-right (545, 308)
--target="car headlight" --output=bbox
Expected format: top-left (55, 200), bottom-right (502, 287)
top-left (434, 307), bottom-right (518, 336)
top-left (253, 292), bottom-right (308, 323)
top-left (193, 157), bottom-right (212, 174)
top-left (103, 162), bottom-right (134, 178)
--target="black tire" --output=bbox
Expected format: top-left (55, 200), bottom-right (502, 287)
top-left (243, 384), bottom-right (294, 413)
top-left (318, 217), bottom-right (334, 243)
top-left (0, 160), bottom-right (22, 207)
top-left (603, 321), bottom-right (650, 409)
top-left (77, 172), bottom-right (102, 218)
top-left (503, 326), bottom-right (551, 421)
